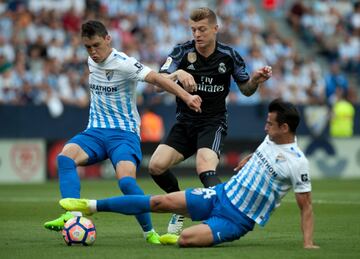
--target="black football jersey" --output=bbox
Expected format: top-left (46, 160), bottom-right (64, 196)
top-left (160, 40), bottom-right (250, 120)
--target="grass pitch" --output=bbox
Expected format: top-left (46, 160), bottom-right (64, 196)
top-left (0, 177), bottom-right (359, 259)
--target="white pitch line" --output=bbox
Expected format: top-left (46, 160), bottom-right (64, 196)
top-left (0, 197), bottom-right (58, 202)
top-left (283, 199), bottom-right (360, 205)
top-left (0, 197), bottom-right (360, 205)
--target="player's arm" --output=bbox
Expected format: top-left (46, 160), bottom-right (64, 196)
top-left (233, 153), bottom-right (252, 171)
top-left (295, 192), bottom-right (320, 249)
top-left (159, 70), bottom-right (197, 93)
top-left (145, 71), bottom-right (202, 112)
top-left (236, 66), bottom-right (272, 96)
top-left (152, 73), bottom-right (178, 93)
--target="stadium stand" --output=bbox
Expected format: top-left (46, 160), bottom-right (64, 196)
top-left (0, 0), bottom-right (358, 110)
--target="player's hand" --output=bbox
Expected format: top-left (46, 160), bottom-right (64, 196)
top-left (252, 66), bottom-right (272, 84)
top-left (185, 94), bottom-right (202, 113)
top-left (176, 70), bottom-right (197, 92)
top-left (233, 154), bottom-right (252, 171)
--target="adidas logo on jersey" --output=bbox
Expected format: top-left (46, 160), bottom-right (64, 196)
top-left (187, 64), bottom-right (195, 70)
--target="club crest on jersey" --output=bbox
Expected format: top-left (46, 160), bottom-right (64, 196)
top-left (218, 63), bottom-right (226, 73)
top-left (105, 70), bottom-right (114, 81)
top-left (187, 52), bottom-right (197, 63)
top-left (161, 57), bottom-right (172, 70)
top-left (275, 153), bottom-right (286, 163)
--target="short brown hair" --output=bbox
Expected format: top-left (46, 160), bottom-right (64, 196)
top-left (81, 20), bottom-right (108, 38)
top-left (190, 7), bottom-right (217, 24)
top-left (268, 99), bottom-right (300, 133)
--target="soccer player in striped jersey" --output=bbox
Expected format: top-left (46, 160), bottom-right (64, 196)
top-left (148, 7), bottom-right (272, 235)
top-left (44, 20), bottom-right (202, 245)
top-left (60, 99), bottom-right (319, 249)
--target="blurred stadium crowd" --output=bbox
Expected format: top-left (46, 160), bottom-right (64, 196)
top-left (0, 0), bottom-right (359, 110)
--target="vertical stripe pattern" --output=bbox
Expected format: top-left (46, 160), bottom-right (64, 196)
top-left (86, 49), bottom-right (151, 136)
top-left (224, 136), bottom-right (311, 226)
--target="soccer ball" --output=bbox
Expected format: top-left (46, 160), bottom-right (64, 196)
top-left (62, 216), bottom-right (96, 246)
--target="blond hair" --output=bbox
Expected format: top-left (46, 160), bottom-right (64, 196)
top-left (190, 7), bottom-right (217, 24)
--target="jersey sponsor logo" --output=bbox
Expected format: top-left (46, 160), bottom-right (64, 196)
top-left (161, 57), bottom-right (172, 70)
top-left (255, 150), bottom-right (278, 177)
top-left (89, 84), bottom-right (119, 95)
top-left (187, 52), bottom-right (197, 63)
top-left (218, 62), bottom-right (226, 73)
top-left (105, 70), bottom-right (114, 81)
top-left (197, 76), bottom-right (224, 92)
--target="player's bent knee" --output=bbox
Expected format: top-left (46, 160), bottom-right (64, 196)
top-left (178, 230), bottom-right (196, 247)
top-left (150, 195), bottom-right (173, 212)
top-left (177, 235), bottom-right (188, 247)
top-left (178, 232), bottom-right (208, 247)
top-left (178, 228), bottom-right (214, 247)
top-left (148, 159), bottom-right (167, 175)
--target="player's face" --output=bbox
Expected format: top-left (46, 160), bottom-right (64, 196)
top-left (265, 112), bottom-right (286, 142)
top-left (189, 18), bottom-right (218, 49)
top-left (83, 35), bottom-right (112, 63)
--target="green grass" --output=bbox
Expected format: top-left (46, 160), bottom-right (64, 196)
top-left (0, 178), bottom-right (359, 259)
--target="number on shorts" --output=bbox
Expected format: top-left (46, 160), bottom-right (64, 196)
top-left (203, 188), bottom-right (216, 199)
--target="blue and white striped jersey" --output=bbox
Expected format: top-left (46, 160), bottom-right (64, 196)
top-left (86, 48), bottom-right (152, 136)
top-left (224, 135), bottom-right (311, 226)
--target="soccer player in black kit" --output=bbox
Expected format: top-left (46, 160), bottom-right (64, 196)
top-left (148, 7), bottom-right (272, 236)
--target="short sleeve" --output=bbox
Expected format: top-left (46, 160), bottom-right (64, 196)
top-left (120, 56), bottom-right (152, 81)
top-left (159, 44), bottom-right (183, 74)
top-left (232, 50), bottom-right (250, 83)
top-left (291, 158), bottom-right (312, 193)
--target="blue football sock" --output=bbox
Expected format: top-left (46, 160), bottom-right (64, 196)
top-left (58, 155), bottom-right (80, 198)
top-left (117, 176), bottom-right (153, 232)
top-left (97, 195), bottom-right (151, 215)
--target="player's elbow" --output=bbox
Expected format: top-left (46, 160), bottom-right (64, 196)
top-left (238, 86), bottom-right (253, 96)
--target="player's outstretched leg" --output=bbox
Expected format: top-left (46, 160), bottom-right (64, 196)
top-left (159, 233), bottom-right (180, 245)
top-left (60, 195), bottom-right (161, 244)
top-left (59, 198), bottom-right (93, 215)
top-left (118, 177), bottom-right (160, 244)
top-left (44, 211), bottom-right (75, 231)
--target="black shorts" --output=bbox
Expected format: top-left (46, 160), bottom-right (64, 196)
top-left (164, 117), bottom-right (228, 159)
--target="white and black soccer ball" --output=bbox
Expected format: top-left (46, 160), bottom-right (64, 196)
top-left (62, 216), bottom-right (96, 246)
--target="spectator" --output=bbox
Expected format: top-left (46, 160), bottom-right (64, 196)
top-left (140, 107), bottom-right (165, 142)
top-left (330, 87), bottom-right (355, 137)
top-left (324, 62), bottom-right (348, 104)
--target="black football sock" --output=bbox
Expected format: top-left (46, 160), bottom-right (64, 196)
top-left (151, 169), bottom-right (180, 193)
top-left (199, 170), bottom-right (221, 188)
